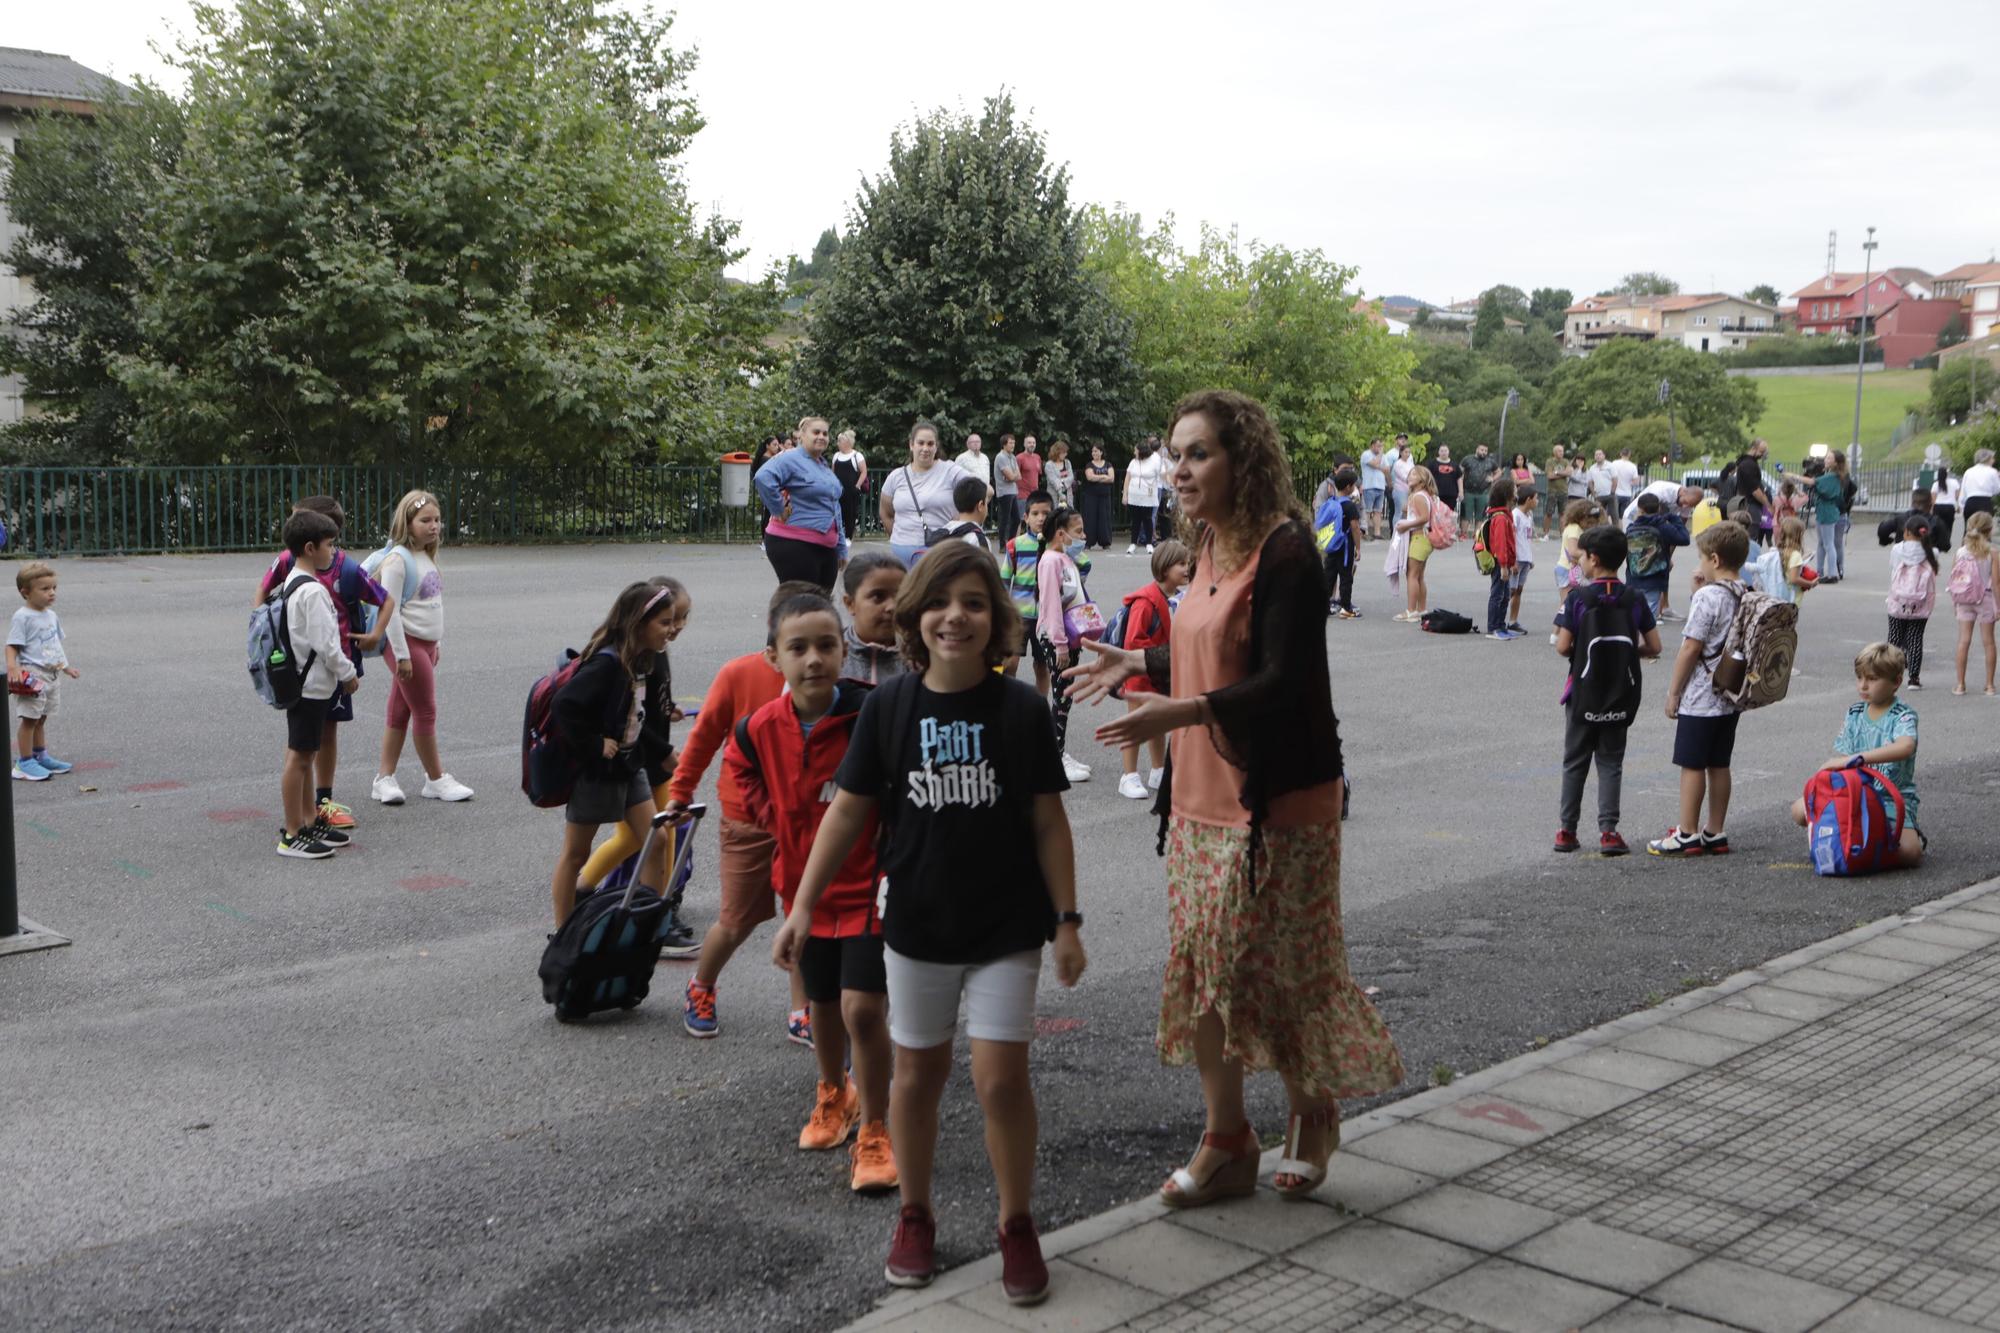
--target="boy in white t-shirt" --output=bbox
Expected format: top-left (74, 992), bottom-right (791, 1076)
top-left (273, 511), bottom-right (359, 859)
top-left (1650, 521), bottom-right (1751, 857)
top-left (8, 562), bottom-right (82, 781)
top-left (1507, 491), bottom-right (1539, 633)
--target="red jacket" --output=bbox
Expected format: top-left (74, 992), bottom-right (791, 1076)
top-left (668, 653), bottom-right (785, 821)
top-left (1484, 504), bottom-right (1518, 569)
top-left (1119, 582), bottom-right (1173, 696)
top-left (723, 681), bottom-right (881, 938)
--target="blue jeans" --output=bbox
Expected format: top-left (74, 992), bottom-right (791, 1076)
top-left (1816, 521), bottom-right (1842, 579)
top-left (1488, 570), bottom-right (1511, 632)
top-left (891, 542), bottom-right (926, 567)
top-left (1638, 587), bottom-right (1663, 616)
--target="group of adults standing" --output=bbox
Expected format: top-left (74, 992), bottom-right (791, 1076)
top-left (749, 393), bottom-right (1402, 1213)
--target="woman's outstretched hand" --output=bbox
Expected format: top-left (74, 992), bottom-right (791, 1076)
top-left (1060, 638), bottom-right (1147, 707)
top-left (1095, 694), bottom-right (1196, 749)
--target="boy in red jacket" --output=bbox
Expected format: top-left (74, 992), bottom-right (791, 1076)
top-left (1482, 474), bottom-right (1521, 639)
top-left (727, 590), bottom-right (895, 1193)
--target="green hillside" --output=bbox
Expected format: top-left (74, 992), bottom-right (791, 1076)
top-left (1742, 369), bottom-right (1930, 464)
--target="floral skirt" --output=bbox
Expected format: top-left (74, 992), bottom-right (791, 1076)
top-left (1160, 814), bottom-right (1404, 1104)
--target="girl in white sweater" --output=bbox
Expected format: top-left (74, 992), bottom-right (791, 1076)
top-left (371, 490), bottom-right (474, 804)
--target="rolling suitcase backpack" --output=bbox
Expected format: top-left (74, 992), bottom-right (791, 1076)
top-left (539, 803), bottom-right (706, 1022)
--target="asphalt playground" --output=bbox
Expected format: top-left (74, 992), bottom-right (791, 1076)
top-left (2, 531), bottom-right (1996, 1331)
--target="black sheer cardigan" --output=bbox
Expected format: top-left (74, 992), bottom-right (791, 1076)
top-left (1146, 519), bottom-right (1346, 886)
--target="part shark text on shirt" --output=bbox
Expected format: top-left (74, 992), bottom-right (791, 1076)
top-left (908, 717), bottom-right (1002, 810)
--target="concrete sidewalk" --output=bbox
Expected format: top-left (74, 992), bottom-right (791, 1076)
top-left (846, 875), bottom-right (2000, 1333)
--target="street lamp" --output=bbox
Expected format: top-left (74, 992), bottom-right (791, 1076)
top-left (1497, 387), bottom-right (1521, 452)
top-left (1849, 225), bottom-right (1877, 474)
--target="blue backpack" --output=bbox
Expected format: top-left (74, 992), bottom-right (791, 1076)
top-left (1314, 495), bottom-right (1348, 559)
top-left (1803, 761), bottom-right (1906, 877)
top-left (358, 542), bottom-right (420, 656)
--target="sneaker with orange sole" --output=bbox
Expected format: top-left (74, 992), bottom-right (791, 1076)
top-left (798, 1078), bottom-right (859, 1151)
top-left (850, 1121), bottom-right (897, 1193)
top-left (318, 798), bottom-right (357, 831)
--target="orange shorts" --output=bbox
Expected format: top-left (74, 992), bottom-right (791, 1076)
top-left (717, 816), bottom-right (778, 933)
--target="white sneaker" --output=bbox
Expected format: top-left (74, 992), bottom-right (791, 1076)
top-left (371, 773), bottom-right (406, 805)
top-left (1146, 544), bottom-right (1155, 554)
top-left (1125, 544), bottom-right (1137, 555)
top-left (1117, 772), bottom-right (1149, 799)
top-left (421, 773), bottom-right (474, 802)
top-left (1148, 767), bottom-right (1164, 791)
top-left (1061, 754), bottom-right (1092, 783)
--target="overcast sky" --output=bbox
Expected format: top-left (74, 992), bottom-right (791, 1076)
top-left (12, 1), bottom-right (1999, 302)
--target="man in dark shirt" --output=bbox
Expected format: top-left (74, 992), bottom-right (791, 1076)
top-left (1430, 445), bottom-right (1462, 521)
top-left (1732, 439), bottom-right (1773, 548)
top-left (1460, 445), bottom-right (1498, 538)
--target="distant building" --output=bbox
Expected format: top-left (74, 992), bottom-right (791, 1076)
top-left (1351, 297), bottom-right (1409, 337)
top-left (1655, 294), bottom-right (1780, 354)
top-left (0, 47), bottom-right (129, 426)
top-left (1965, 269), bottom-right (2000, 342)
top-left (1788, 271), bottom-right (1924, 337)
top-left (1872, 299), bottom-right (1965, 368)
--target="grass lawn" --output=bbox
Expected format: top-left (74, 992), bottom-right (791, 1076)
top-left (1744, 369), bottom-right (1931, 463)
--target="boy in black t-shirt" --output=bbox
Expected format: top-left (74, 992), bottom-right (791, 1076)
top-left (1551, 525), bottom-right (1661, 856)
top-left (774, 542), bottom-right (1082, 1307)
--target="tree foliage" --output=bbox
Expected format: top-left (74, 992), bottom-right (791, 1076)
top-left (1080, 209), bottom-right (1443, 473)
top-left (1539, 339), bottom-right (1762, 454)
top-left (1929, 357), bottom-right (1996, 426)
top-left (1480, 285), bottom-right (1529, 318)
top-left (1744, 283), bottom-right (1780, 307)
top-left (0, 90), bottom-right (184, 464)
top-left (1436, 392), bottom-right (1547, 460)
top-left (1528, 287), bottom-right (1574, 324)
top-left (1471, 291), bottom-right (1506, 350)
top-left (9, 0), bottom-right (779, 467)
top-left (798, 95), bottom-right (1138, 453)
top-left (1617, 270), bottom-right (1680, 296)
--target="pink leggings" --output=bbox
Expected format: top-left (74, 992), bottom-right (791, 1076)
top-left (385, 636), bottom-right (440, 736)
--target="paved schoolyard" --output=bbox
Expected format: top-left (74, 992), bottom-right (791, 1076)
top-left (1, 534), bottom-right (1995, 1330)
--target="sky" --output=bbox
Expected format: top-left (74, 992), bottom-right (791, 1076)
top-left (10, 0), bottom-right (2000, 303)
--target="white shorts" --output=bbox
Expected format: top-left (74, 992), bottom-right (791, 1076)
top-left (14, 665), bottom-right (60, 720)
top-left (885, 946), bottom-right (1042, 1048)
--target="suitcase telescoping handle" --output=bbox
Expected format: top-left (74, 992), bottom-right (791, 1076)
top-left (619, 803), bottom-right (707, 911)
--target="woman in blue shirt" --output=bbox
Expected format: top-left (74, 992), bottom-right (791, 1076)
top-left (754, 416), bottom-right (849, 592)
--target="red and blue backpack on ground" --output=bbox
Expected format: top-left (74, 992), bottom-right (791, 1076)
top-left (1802, 758), bottom-right (1906, 877)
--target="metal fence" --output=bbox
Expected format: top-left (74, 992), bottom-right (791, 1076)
top-left (0, 464), bottom-right (788, 557)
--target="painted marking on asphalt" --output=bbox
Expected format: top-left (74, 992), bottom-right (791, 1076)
top-left (24, 819), bottom-right (57, 839)
top-left (1034, 1017), bottom-right (1085, 1036)
top-left (1456, 1100), bottom-right (1545, 1133)
top-left (207, 808), bottom-right (274, 824)
top-left (72, 760), bottom-right (118, 773)
top-left (115, 859), bottom-right (156, 880)
top-left (128, 780), bottom-right (188, 794)
top-left (204, 902), bottom-right (253, 922)
top-left (400, 874), bottom-right (470, 892)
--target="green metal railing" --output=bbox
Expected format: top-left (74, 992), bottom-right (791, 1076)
top-left (0, 465), bottom-right (790, 556)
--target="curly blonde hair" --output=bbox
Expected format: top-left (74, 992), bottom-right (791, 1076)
top-left (1165, 389), bottom-right (1302, 566)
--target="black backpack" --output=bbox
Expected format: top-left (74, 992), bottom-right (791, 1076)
top-left (539, 804), bottom-right (705, 1022)
top-left (1419, 609), bottom-right (1474, 634)
top-left (1569, 582), bottom-right (1643, 725)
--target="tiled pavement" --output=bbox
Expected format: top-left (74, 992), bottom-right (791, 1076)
top-left (844, 875), bottom-right (2000, 1333)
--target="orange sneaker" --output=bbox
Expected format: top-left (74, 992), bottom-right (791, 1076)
top-left (798, 1078), bottom-right (859, 1151)
top-left (317, 798), bottom-right (357, 831)
top-left (850, 1121), bottom-right (898, 1193)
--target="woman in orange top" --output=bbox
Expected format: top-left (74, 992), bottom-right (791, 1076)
top-left (1067, 389), bottom-right (1403, 1207)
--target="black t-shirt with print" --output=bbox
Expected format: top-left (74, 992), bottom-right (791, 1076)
top-left (837, 672), bottom-right (1069, 963)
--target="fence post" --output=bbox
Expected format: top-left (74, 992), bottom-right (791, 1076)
top-left (0, 687), bottom-right (71, 958)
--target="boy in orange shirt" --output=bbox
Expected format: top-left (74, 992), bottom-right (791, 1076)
top-left (730, 590), bottom-right (895, 1192)
top-left (668, 581), bottom-right (817, 1041)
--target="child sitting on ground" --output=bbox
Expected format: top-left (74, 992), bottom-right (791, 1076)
top-left (270, 511), bottom-right (358, 858)
top-left (1115, 539), bottom-right (1190, 799)
top-left (8, 562), bottom-right (83, 782)
top-left (1551, 525), bottom-right (1661, 856)
top-left (733, 591), bottom-right (896, 1194)
top-left (1650, 520), bottom-right (1751, 857)
top-left (1789, 642), bottom-right (1923, 868)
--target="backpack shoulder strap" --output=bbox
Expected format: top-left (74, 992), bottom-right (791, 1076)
top-left (732, 715), bottom-right (761, 777)
top-left (873, 673), bottom-right (921, 817)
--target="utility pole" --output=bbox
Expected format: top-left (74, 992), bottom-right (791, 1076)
top-left (1849, 225), bottom-right (1877, 476)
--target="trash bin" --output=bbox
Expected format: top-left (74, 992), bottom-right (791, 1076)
top-left (720, 452), bottom-right (753, 507)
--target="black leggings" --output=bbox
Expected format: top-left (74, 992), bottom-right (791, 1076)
top-left (1034, 636), bottom-right (1078, 751)
top-left (765, 533), bottom-right (839, 593)
top-left (1081, 492), bottom-right (1114, 548)
top-left (1887, 616), bottom-right (1928, 685)
top-left (1130, 505), bottom-right (1157, 547)
top-left (838, 490), bottom-right (863, 540)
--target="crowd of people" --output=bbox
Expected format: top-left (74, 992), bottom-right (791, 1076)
top-left (32, 398), bottom-right (1986, 1312)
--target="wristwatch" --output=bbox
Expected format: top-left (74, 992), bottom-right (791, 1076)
top-left (1055, 911), bottom-right (1084, 929)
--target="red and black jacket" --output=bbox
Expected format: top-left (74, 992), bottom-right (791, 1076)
top-left (723, 680), bottom-right (881, 938)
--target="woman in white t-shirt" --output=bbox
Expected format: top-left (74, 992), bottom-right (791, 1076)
top-left (1124, 440), bottom-right (1164, 553)
top-left (1933, 465), bottom-right (1963, 553)
top-left (878, 419), bottom-right (961, 565)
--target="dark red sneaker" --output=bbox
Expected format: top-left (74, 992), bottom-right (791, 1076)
top-left (1553, 829), bottom-right (1581, 853)
top-left (885, 1205), bottom-right (935, 1288)
top-left (1600, 831), bottom-right (1630, 857)
top-left (997, 1215), bottom-right (1049, 1306)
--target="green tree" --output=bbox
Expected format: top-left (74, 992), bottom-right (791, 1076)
top-left (0, 90), bottom-right (184, 464)
top-left (1471, 291), bottom-right (1506, 350)
top-left (1617, 271), bottom-right (1680, 296)
top-left (799, 95), bottom-right (1138, 451)
top-left (99, 0), bottom-right (779, 466)
top-left (1485, 325), bottom-right (1561, 383)
top-left (1929, 357), bottom-right (1995, 426)
top-left (1436, 392), bottom-right (1547, 461)
top-left (1539, 338), bottom-right (1762, 454)
top-left (1528, 287), bottom-right (1574, 325)
top-left (1595, 414), bottom-right (1675, 463)
top-left (1744, 283), bottom-right (1780, 307)
top-left (1480, 284), bottom-right (1529, 319)
top-left (1080, 208), bottom-right (1442, 474)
